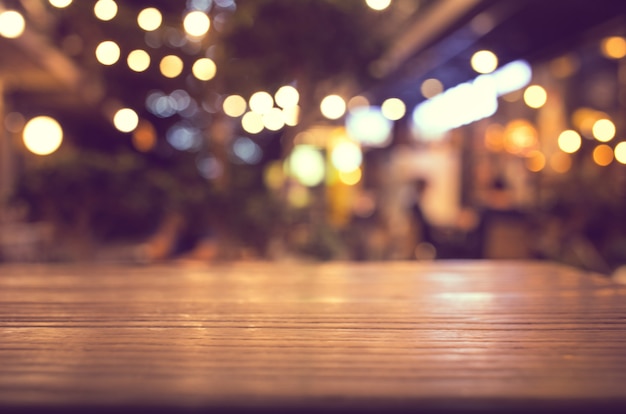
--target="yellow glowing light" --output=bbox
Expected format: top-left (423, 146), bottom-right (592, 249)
top-left (365, 0), bottom-right (391, 11)
top-left (288, 145), bottom-right (325, 187)
top-left (615, 142), bottom-right (626, 164)
top-left (49, 0), bottom-right (73, 8)
top-left (557, 130), bottom-right (582, 154)
top-left (550, 55), bottom-right (579, 79)
top-left (339, 168), bottom-right (362, 186)
top-left (223, 95), bottom-right (247, 117)
top-left (550, 152), bottom-right (572, 174)
top-left (94, 0), bottom-right (118, 21)
top-left (95, 41), bottom-right (120, 65)
top-left (183, 11), bottom-right (210, 37)
top-left (601, 36), bottom-right (626, 59)
top-left (192, 58), bottom-right (216, 81)
top-left (241, 111), bottom-right (264, 134)
top-left (331, 141), bottom-right (362, 172)
top-left (283, 105), bottom-right (300, 127)
top-left (263, 108), bottom-right (285, 131)
top-left (592, 119), bottom-right (616, 142)
top-left (320, 95), bottom-right (346, 120)
top-left (525, 150), bottom-right (545, 172)
top-left (249, 91), bottom-right (274, 114)
top-left (137, 8), bottom-right (162, 31)
top-left (381, 98), bottom-right (406, 121)
top-left (23, 116), bottom-right (63, 156)
top-left (593, 144), bottom-right (614, 166)
top-left (159, 55), bottom-right (183, 78)
top-left (504, 119), bottom-right (538, 154)
top-left (471, 50), bottom-right (498, 74)
top-left (0, 11), bottom-right (25, 39)
top-left (275, 86), bottom-right (299, 109)
top-left (127, 49), bottom-right (150, 72)
top-left (347, 96), bottom-right (370, 112)
top-left (113, 108), bottom-right (139, 133)
top-left (420, 78), bottom-right (444, 98)
top-left (484, 124), bottom-right (504, 152)
top-left (132, 121), bottom-right (156, 152)
top-left (523, 85), bottom-right (547, 109)
top-left (264, 161), bottom-right (286, 191)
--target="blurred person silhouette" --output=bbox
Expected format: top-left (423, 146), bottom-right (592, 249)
top-left (409, 178), bottom-right (436, 260)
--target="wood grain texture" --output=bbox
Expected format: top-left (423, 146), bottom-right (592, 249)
top-left (1, 260), bottom-right (625, 413)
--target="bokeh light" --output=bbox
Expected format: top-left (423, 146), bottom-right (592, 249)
top-left (320, 95), bottom-right (346, 120)
top-left (183, 11), bottom-right (211, 37)
top-left (471, 50), bottom-right (498, 74)
top-left (593, 144), bottom-right (614, 166)
top-left (420, 78), bottom-right (444, 98)
top-left (223, 95), bottom-right (247, 117)
top-left (557, 130), bottom-right (582, 153)
top-left (550, 152), bottom-right (572, 173)
top-left (232, 137), bottom-right (263, 164)
top-left (282, 105), bottom-right (300, 127)
top-left (592, 119), bottom-right (616, 142)
top-left (263, 108), bottom-right (285, 131)
top-left (331, 141), bottom-right (362, 172)
top-left (0, 11), bottom-right (26, 39)
top-left (95, 41), bottom-right (121, 65)
top-left (49, 0), bottom-right (73, 8)
top-left (132, 121), bottom-right (157, 152)
top-left (137, 8), bottom-right (162, 31)
top-left (275, 86), bottom-right (300, 109)
top-left (381, 98), bottom-right (406, 120)
top-left (338, 168), bottom-right (362, 186)
top-left (504, 119), bottom-right (538, 154)
top-left (523, 85), bottom-right (547, 108)
top-left (525, 150), bottom-right (546, 172)
top-left (615, 141), bottom-right (626, 164)
top-left (347, 96), bottom-right (370, 112)
top-left (160, 55), bottom-right (184, 78)
top-left (365, 0), bottom-right (391, 11)
top-left (94, 0), bottom-right (118, 22)
top-left (288, 145), bottom-right (326, 187)
top-left (241, 111), bottom-right (264, 134)
top-left (249, 91), bottom-right (274, 114)
top-left (127, 49), bottom-right (151, 72)
top-left (346, 106), bottom-right (392, 147)
top-left (192, 58), bottom-right (217, 81)
top-left (113, 108), bottom-right (139, 133)
top-left (23, 116), bottom-right (63, 156)
top-left (601, 36), bottom-right (626, 59)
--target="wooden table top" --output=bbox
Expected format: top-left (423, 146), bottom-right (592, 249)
top-left (1, 260), bottom-right (625, 413)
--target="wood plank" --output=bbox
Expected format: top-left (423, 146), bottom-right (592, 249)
top-left (1, 260), bottom-right (626, 413)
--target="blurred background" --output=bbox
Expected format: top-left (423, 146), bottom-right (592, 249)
top-left (2, 0), bottom-right (626, 273)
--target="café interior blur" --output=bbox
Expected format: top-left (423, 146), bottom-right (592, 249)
top-left (2, 0), bottom-right (626, 275)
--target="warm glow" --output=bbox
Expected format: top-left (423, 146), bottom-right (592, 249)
top-left (592, 119), bottom-right (616, 142)
top-left (113, 108), bottom-right (139, 133)
top-left (283, 106), bottom-right (300, 127)
top-left (288, 145), bottom-right (325, 187)
top-left (339, 168), bottom-right (362, 186)
top-left (94, 0), bottom-right (118, 21)
top-left (420, 78), bottom-right (444, 98)
top-left (263, 108), bottom-right (285, 131)
top-left (264, 161), bottom-right (286, 191)
top-left (593, 144), bottom-right (614, 166)
top-left (249, 91), bottom-right (274, 114)
top-left (160, 55), bottom-right (184, 78)
top-left (95, 41), bottom-right (120, 65)
top-left (241, 111), bottom-right (264, 134)
top-left (23, 116), bottom-right (63, 156)
top-left (557, 130), bottom-right (582, 153)
top-left (484, 124), bottom-right (505, 151)
top-left (320, 95), bottom-right (346, 120)
top-left (523, 85), bottom-right (547, 108)
top-left (346, 107), bottom-right (392, 147)
top-left (615, 142), bottom-right (626, 164)
top-left (601, 36), bottom-right (626, 59)
top-left (223, 95), bottom-right (247, 117)
top-left (132, 121), bottom-right (157, 152)
top-left (49, 0), bottom-right (73, 8)
top-left (347, 96), bottom-right (370, 112)
top-left (365, 0), bottom-right (391, 11)
top-left (550, 152), bottom-right (572, 174)
top-left (137, 8), bottom-right (162, 31)
top-left (381, 98), bottom-right (406, 120)
top-left (331, 141), bottom-right (362, 172)
top-left (0, 11), bottom-right (25, 39)
top-left (127, 49), bottom-right (150, 72)
top-left (183, 11), bottom-right (211, 37)
top-left (275, 86), bottom-right (299, 109)
top-left (471, 50), bottom-right (498, 74)
top-left (192, 58), bottom-right (217, 81)
top-left (504, 119), bottom-right (538, 154)
top-left (525, 150), bottom-right (545, 172)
